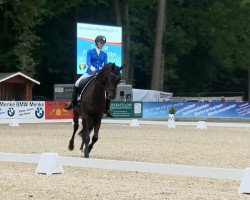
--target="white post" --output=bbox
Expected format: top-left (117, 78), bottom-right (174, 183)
top-left (35, 153), bottom-right (64, 175)
top-left (239, 168), bottom-right (250, 194)
top-left (168, 114), bottom-right (175, 128)
top-left (9, 118), bottom-right (19, 127)
top-left (130, 119), bottom-right (140, 127)
top-left (197, 121), bottom-right (207, 129)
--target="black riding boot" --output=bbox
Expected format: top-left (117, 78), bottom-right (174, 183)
top-left (64, 86), bottom-right (79, 110)
top-left (105, 99), bottom-right (114, 118)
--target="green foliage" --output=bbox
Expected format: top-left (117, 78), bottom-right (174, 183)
top-left (0, 0), bottom-right (249, 98)
top-left (0, 0), bottom-right (48, 76)
top-left (163, 0), bottom-right (250, 95)
top-left (169, 106), bottom-right (176, 114)
top-left (202, 0), bottom-right (250, 70)
top-left (0, 0), bottom-right (4, 9)
top-left (129, 0), bottom-right (158, 88)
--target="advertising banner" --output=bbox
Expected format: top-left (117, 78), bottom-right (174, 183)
top-left (143, 102), bottom-right (250, 119)
top-left (1, 101), bottom-right (249, 121)
top-left (77, 23), bottom-right (122, 75)
top-left (54, 84), bottom-right (74, 101)
top-left (111, 102), bottom-right (143, 118)
top-left (0, 101), bottom-right (45, 120)
top-left (45, 101), bottom-right (73, 119)
top-left (143, 102), bottom-right (169, 118)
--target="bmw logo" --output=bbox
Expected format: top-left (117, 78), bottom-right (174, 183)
top-left (7, 107), bottom-right (15, 117)
top-left (35, 107), bottom-right (44, 119)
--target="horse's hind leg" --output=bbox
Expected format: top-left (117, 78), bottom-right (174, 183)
top-left (68, 112), bottom-right (79, 151)
top-left (80, 142), bottom-right (83, 151)
top-left (88, 119), bottom-right (101, 153)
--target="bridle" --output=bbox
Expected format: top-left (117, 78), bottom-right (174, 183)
top-left (98, 70), bottom-right (121, 94)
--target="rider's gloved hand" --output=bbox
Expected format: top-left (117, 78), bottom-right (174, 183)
top-left (90, 66), bottom-right (96, 72)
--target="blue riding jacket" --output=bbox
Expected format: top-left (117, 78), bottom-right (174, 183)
top-left (86, 48), bottom-right (108, 75)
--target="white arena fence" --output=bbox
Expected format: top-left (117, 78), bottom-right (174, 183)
top-left (1, 118), bottom-right (250, 128)
top-left (0, 152), bottom-right (249, 194)
top-left (0, 152), bottom-right (245, 180)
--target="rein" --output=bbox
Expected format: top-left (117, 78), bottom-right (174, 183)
top-left (110, 72), bottom-right (120, 79)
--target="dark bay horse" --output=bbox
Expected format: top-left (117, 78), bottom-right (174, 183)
top-left (68, 63), bottom-right (124, 158)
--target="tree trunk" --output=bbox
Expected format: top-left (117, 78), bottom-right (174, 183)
top-left (122, 0), bottom-right (130, 83)
top-left (114, 0), bottom-right (130, 83)
top-left (21, 54), bottom-right (27, 74)
top-left (160, 47), bottom-right (165, 91)
top-left (151, 0), bottom-right (166, 90)
top-left (248, 67), bottom-right (250, 100)
top-left (114, 0), bottom-right (121, 25)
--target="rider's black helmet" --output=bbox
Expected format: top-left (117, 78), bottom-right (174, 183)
top-left (95, 35), bottom-right (106, 46)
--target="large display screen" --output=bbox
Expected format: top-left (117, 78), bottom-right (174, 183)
top-left (76, 23), bottom-right (122, 75)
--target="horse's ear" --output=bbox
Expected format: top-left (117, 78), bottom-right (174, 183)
top-left (119, 64), bottom-right (125, 71)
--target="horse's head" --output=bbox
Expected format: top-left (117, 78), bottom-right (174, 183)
top-left (97, 63), bottom-right (125, 100)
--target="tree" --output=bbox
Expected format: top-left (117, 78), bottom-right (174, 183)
top-left (114, 0), bottom-right (131, 83)
top-left (10, 0), bottom-right (47, 76)
top-left (151, 0), bottom-right (166, 90)
top-left (1, 0), bottom-right (249, 100)
top-left (163, 0), bottom-right (250, 99)
top-left (203, 0), bottom-right (250, 99)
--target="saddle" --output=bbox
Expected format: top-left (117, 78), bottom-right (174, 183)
top-left (77, 75), bottom-right (96, 101)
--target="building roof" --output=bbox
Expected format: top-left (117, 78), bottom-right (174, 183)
top-left (0, 72), bottom-right (40, 85)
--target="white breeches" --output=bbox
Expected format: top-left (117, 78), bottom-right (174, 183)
top-left (75, 73), bottom-right (92, 87)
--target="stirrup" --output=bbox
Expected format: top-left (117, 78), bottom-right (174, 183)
top-left (64, 102), bottom-right (73, 110)
top-left (106, 110), bottom-right (114, 118)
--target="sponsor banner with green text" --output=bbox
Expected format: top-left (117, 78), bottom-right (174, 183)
top-left (110, 102), bottom-right (142, 118)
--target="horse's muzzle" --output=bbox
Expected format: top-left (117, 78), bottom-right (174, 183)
top-left (108, 95), bottom-right (115, 100)
top-left (107, 89), bottom-right (116, 100)
top-left (107, 92), bottom-right (116, 100)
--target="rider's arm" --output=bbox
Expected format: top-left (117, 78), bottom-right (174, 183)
top-left (104, 52), bottom-right (108, 65)
top-left (86, 49), bottom-right (92, 67)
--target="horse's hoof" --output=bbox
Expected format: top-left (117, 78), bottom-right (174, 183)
top-left (81, 153), bottom-right (89, 158)
top-left (68, 144), bottom-right (74, 151)
top-left (84, 149), bottom-right (89, 158)
top-left (84, 154), bottom-right (89, 158)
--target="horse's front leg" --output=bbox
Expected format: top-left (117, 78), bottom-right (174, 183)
top-left (81, 120), bottom-right (90, 158)
top-left (88, 119), bottom-right (101, 153)
top-left (68, 111), bottom-right (79, 151)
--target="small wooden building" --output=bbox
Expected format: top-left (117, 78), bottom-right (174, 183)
top-left (0, 72), bottom-right (40, 101)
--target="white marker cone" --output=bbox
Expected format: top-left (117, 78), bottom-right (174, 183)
top-left (130, 119), bottom-right (140, 127)
top-left (196, 121), bottom-right (207, 129)
top-left (239, 168), bottom-right (250, 194)
top-left (168, 114), bottom-right (175, 128)
top-left (35, 153), bottom-right (64, 175)
top-left (9, 118), bottom-right (19, 127)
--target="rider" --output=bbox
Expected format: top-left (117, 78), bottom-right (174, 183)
top-left (64, 35), bottom-right (114, 118)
